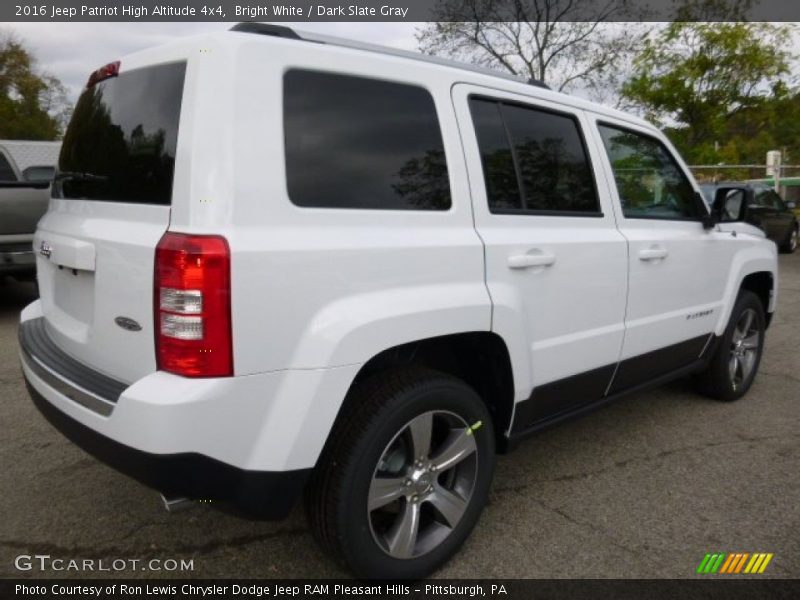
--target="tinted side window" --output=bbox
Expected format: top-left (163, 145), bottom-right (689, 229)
top-left (284, 70), bottom-right (451, 211)
top-left (0, 153), bottom-right (16, 182)
top-left (469, 99), bottom-right (522, 211)
top-left (501, 104), bottom-right (599, 213)
top-left (469, 98), bottom-right (599, 214)
top-left (754, 187), bottom-right (782, 210)
top-left (598, 124), bottom-right (700, 220)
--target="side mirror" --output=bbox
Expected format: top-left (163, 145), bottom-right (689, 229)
top-left (788, 201), bottom-right (797, 210)
top-left (713, 187), bottom-right (748, 223)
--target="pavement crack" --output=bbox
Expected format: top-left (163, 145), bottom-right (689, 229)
top-left (494, 432), bottom-right (799, 494)
top-left (529, 497), bottom-right (640, 556)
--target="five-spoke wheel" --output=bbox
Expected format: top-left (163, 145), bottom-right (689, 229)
top-left (306, 367), bottom-right (494, 579)
top-left (728, 307), bottom-right (761, 392)
top-left (697, 290), bottom-right (765, 401)
top-left (368, 411), bottom-right (478, 559)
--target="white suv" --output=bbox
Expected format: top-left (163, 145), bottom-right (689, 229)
top-left (19, 24), bottom-right (777, 578)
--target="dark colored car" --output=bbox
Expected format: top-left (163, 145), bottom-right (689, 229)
top-left (701, 182), bottom-right (798, 253)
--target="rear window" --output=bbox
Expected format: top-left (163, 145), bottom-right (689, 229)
top-left (283, 70), bottom-right (451, 211)
top-left (55, 61), bottom-right (186, 205)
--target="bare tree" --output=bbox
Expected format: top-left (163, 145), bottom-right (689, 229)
top-left (416, 0), bottom-right (651, 105)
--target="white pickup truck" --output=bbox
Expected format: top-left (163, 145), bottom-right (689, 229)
top-left (0, 141), bottom-right (59, 279)
top-left (19, 25), bottom-right (777, 579)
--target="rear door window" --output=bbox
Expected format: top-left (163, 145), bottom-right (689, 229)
top-left (468, 99), bottom-right (522, 211)
top-left (284, 70), bottom-right (451, 211)
top-left (55, 61), bottom-right (186, 205)
top-left (469, 97), bottom-right (600, 215)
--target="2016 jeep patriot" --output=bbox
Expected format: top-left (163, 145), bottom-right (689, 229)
top-left (19, 24), bottom-right (777, 579)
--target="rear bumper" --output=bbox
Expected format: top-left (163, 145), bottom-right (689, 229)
top-left (19, 303), bottom-right (360, 517)
top-left (27, 380), bottom-right (309, 518)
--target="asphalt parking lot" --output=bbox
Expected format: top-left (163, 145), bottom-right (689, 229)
top-left (1, 257), bottom-right (798, 580)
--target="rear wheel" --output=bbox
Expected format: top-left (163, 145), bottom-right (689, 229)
top-left (696, 290), bottom-right (765, 401)
top-left (306, 366), bottom-right (495, 579)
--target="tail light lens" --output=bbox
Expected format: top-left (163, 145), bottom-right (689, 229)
top-left (155, 232), bottom-right (233, 377)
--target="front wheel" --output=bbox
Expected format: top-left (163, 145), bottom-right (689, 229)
top-left (780, 224), bottom-right (798, 254)
top-left (696, 290), bottom-right (766, 401)
top-left (306, 367), bottom-right (495, 579)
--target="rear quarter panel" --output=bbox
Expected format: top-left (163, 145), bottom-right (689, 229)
top-left (174, 35), bottom-right (492, 375)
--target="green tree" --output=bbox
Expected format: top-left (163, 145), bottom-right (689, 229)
top-left (622, 21), bottom-right (795, 163)
top-left (0, 30), bottom-right (71, 140)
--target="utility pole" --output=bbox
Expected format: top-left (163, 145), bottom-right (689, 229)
top-left (767, 150), bottom-right (782, 193)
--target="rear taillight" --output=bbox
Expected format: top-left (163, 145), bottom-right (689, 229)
top-left (86, 61), bottom-right (120, 88)
top-left (155, 232), bottom-right (233, 377)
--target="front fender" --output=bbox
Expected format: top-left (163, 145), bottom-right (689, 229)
top-left (714, 238), bottom-right (777, 336)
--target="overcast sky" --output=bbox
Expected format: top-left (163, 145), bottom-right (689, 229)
top-left (5, 22), bottom-right (420, 100)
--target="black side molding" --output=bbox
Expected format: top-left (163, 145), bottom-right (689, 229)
top-left (509, 334), bottom-right (718, 440)
top-left (609, 334), bottom-right (711, 394)
top-left (511, 363), bottom-right (616, 431)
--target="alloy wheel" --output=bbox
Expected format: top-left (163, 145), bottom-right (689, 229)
top-left (367, 410), bottom-right (478, 559)
top-left (729, 307), bottom-right (761, 391)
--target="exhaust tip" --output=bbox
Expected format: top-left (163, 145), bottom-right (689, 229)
top-left (160, 493), bottom-right (194, 512)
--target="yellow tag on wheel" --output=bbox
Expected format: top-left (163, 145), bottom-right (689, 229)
top-left (466, 420), bottom-right (483, 436)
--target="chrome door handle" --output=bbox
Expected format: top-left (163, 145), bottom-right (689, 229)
top-left (507, 252), bottom-right (556, 269)
top-left (638, 246), bottom-right (669, 261)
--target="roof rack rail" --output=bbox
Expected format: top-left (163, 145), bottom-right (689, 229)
top-left (229, 22), bottom-right (301, 39)
top-left (230, 23), bottom-right (552, 90)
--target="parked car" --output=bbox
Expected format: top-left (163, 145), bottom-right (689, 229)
top-left (0, 143), bottom-right (55, 280)
top-left (19, 24), bottom-right (778, 579)
top-left (700, 182), bottom-right (798, 253)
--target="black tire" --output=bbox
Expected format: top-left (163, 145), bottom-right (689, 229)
top-left (779, 223), bottom-right (798, 254)
top-left (306, 366), bottom-right (495, 579)
top-left (696, 290), bottom-right (766, 402)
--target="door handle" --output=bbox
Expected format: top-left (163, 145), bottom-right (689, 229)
top-left (508, 251), bottom-right (556, 269)
top-left (638, 246), bottom-right (669, 261)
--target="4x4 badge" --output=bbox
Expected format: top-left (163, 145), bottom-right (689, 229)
top-left (114, 316), bottom-right (142, 332)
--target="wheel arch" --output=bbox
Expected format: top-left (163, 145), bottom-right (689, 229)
top-left (334, 332), bottom-right (517, 453)
top-left (714, 244), bottom-right (777, 336)
top-left (740, 271), bottom-right (775, 328)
